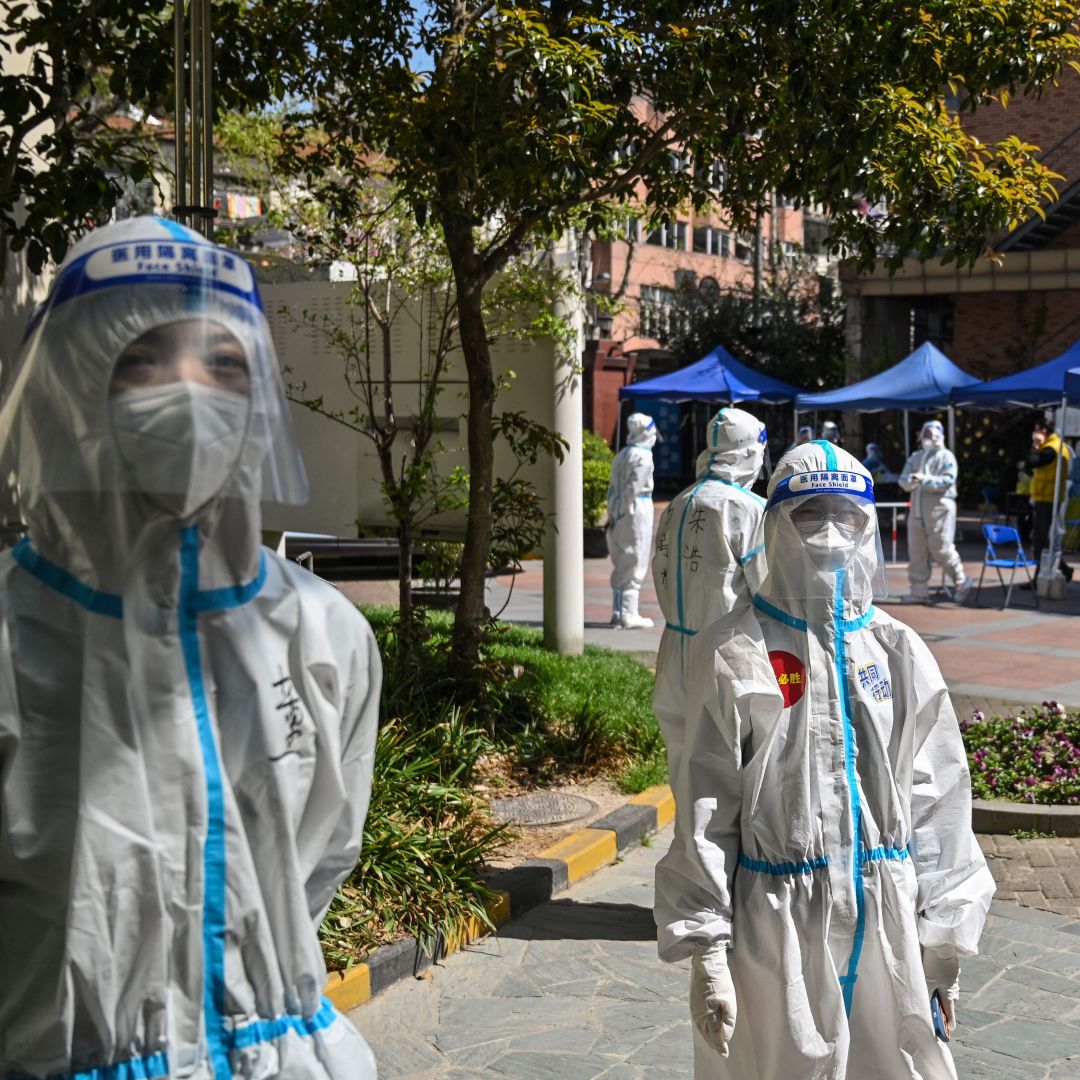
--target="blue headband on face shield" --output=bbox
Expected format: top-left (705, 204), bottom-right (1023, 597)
top-left (25, 231), bottom-right (262, 341)
top-left (766, 470), bottom-right (876, 512)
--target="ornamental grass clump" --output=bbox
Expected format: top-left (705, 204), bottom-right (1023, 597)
top-left (961, 701), bottom-right (1080, 805)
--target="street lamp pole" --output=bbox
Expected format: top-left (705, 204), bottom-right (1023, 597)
top-left (172, 0), bottom-right (215, 239)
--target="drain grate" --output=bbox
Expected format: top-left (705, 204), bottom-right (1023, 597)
top-left (490, 791), bottom-right (597, 827)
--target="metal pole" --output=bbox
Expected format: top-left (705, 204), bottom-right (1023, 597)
top-left (947, 405), bottom-right (956, 451)
top-left (1049, 394), bottom-right (1069, 573)
top-left (200, 0), bottom-right (214, 240)
top-left (188, 0), bottom-right (201, 230)
top-left (173, 2), bottom-right (187, 225)
top-left (903, 410), bottom-right (911, 459)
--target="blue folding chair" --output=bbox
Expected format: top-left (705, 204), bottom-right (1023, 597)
top-left (975, 524), bottom-right (1039, 610)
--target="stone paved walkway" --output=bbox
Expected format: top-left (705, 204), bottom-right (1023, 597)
top-left (981, 835), bottom-right (1080, 919)
top-left (346, 831), bottom-right (1080, 1080)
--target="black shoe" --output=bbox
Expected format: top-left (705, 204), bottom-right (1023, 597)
top-left (1062, 563), bottom-right (1074, 583)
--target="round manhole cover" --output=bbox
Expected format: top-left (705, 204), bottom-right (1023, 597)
top-left (490, 792), bottom-right (597, 827)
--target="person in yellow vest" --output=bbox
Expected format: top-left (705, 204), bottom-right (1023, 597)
top-left (1026, 416), bottom-right (1074, 586)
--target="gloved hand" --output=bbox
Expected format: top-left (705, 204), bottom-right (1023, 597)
top-left (690, 944), bottom-right (737, 1057)
top-left (922, 946), bottom-right (960, 1035)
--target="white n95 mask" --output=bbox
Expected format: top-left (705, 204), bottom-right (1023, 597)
top-left (110, 381), bottom-right (250, 517)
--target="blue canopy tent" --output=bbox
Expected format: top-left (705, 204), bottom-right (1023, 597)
top-left (618, 344), bottom-right (800, 405)
top-left (952, 341), bottom-right (1080, 573)
top-left (795, 342), bottom-right (981, 457)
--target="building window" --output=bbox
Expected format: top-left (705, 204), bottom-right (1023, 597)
top-left (735, 234), bottom-right (755, 263)
top-left (692, 226), bottom-right (732, 257)
top-left (640, 284), bottom-right (679, 342)
top-left (695, 159), bottom-right (727, 193)
top-left (624, 218), bottom-right (642, 243)
top-left (646, 219), bottom-right (687, 251)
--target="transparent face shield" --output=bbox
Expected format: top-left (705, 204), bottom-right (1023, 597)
top-left (0, 219), bottom-right (309, 517)
top-left (761, 468), bottom-right (889, 610)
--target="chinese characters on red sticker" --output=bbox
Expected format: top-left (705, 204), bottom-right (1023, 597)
top-left (768, 650), bottom-right (806, 708)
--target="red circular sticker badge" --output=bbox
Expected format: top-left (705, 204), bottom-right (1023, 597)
top-left (768, 650), bottom-right (806, 708)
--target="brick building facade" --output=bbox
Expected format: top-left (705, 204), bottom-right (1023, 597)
top-left (846, 69), bottom-right (1080, 383)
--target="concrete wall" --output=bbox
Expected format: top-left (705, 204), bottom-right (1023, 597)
top-left (260, 281), bottom-right (561, 539)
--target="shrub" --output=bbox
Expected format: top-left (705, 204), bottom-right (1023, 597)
top-left (582, 429), bottom-right (615, 528)
top-left (961, 701), bottom-right (1080, 805)
top-left (320, 707), bottom-right (509, 971)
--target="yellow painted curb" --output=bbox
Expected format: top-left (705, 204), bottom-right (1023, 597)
top-left (538, 829), bottom-right (618, 883)
top-left (444, 890), bottom-right (512, 955)
top-left (324, 962), bottom-right (371, 1011)
top-left (629, 784), bottom-right (676, 828)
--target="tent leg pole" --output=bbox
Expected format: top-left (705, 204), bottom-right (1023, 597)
top-left (948, 405), bottom-right (956, 451)
top-left (903, 410), bottom-right (910, 459)
top-left (1049, 394), bottom-right (1068, 574)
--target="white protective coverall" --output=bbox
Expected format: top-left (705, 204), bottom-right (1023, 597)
top-left (606, 412), bottom-right (656, 628)
top-left (0, 218), bottom-right (380, 1080)
top-left (898, 421), bottom-right (967, 599)
top-left (652, 407), bottom-right (767, 778)
top-left (654, 440), bottom-right (994, 1080)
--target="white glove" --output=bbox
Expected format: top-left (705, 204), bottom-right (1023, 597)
top-left (923, 946), bottom-right (960, 1035)
top-left (690, 945), bottom-right (737, 1057)
top-left (910, 472), bottom-right (925, 484)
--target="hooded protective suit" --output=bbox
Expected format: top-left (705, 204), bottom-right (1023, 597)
top-left (898, 421), bottom-right (967, 600)
top-left (607, 412), bottom-right (656, 628)
top-left (652, 408), bottom-right (767, 779)
top-left (654, 441), bottom-right (993, 1080)
top-left (0, 218), bottom-right (380, 1080)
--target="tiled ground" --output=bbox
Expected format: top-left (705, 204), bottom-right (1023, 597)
top-left (981, 835), bottom-right (1080, 919)
top-left (347, 831), bottom-right (1080, 1080)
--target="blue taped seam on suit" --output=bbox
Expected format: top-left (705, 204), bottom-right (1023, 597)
top-left (32, 1052), bottom-right (171, 1080)
top-left (813, 439), bottom-right (838, 470)
top-left (11, 537), bottom-right (123, 618)
top-left (227, 997), bottom-right (339, 1051)
top-left (752, 594), bottom-right (809, 633)
top-left (153, 215), bottom-right (202, 243)
top-left (179, 525), bottom-right (231, 1080)
top-left (739, 544), bottom-right (765, 566)
top-left (664, 622), bottom-right (698, 636)
top-left (739, 852), bottom-right (829, 876)
top-left (833, 567), bottom-right (866, 1018)
top-left (192, 551), bottom-right (268, 612)
top-left (860, 845), bottom-right (909, 865)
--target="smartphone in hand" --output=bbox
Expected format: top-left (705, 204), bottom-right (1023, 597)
top-left (930, 992), bottom-right (950, 1043)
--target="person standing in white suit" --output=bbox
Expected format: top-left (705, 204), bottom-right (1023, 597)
top-left (898, 419), bottom-right (972, 603)
top-left (654, 440), bottom-right (993, 1080)
top-left (0, 217), bottom-right (380, 1080)
top-left (651, 407), bottom-right (767, 780)
top-left (606, 412), bottom-right (657, 628)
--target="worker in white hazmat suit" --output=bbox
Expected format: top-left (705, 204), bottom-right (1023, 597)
top-left (654, 440), bottom-right (994, 1080)
top-left (0, 217), bottom-right (380, 1080)
top-left (606, 412), bottom-right (656, 628)
top-left (898, 420), bottom-right (972, 603)
top-left (652, 407), bottom-right (767, 779)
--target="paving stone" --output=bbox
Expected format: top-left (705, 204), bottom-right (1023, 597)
top-left (488, 1050), bottom-right (616, 1080)
top-left (625, 1026), bottom-right (693, 1069)
top-left (949, 1042), bottom-right (1044, 1080)
top-left (990, 901), bottom-right (1074, 928)
top-left (969, 1016), bottom-right (1080, 1063)
top-left (1032, 950), bottom-right (1080, 978)
top-left (1002, 963), bottom-right (1080, 996)
top-left (1048, 1058), bottom-right (1080, 1079)
top-left (360, 1031), bottom-right (447, 1078)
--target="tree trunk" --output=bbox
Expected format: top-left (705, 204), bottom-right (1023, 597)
top-left (397, 518), bottom-right (414, 628)
top-left (442, 218), bottom-right (496, 663)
